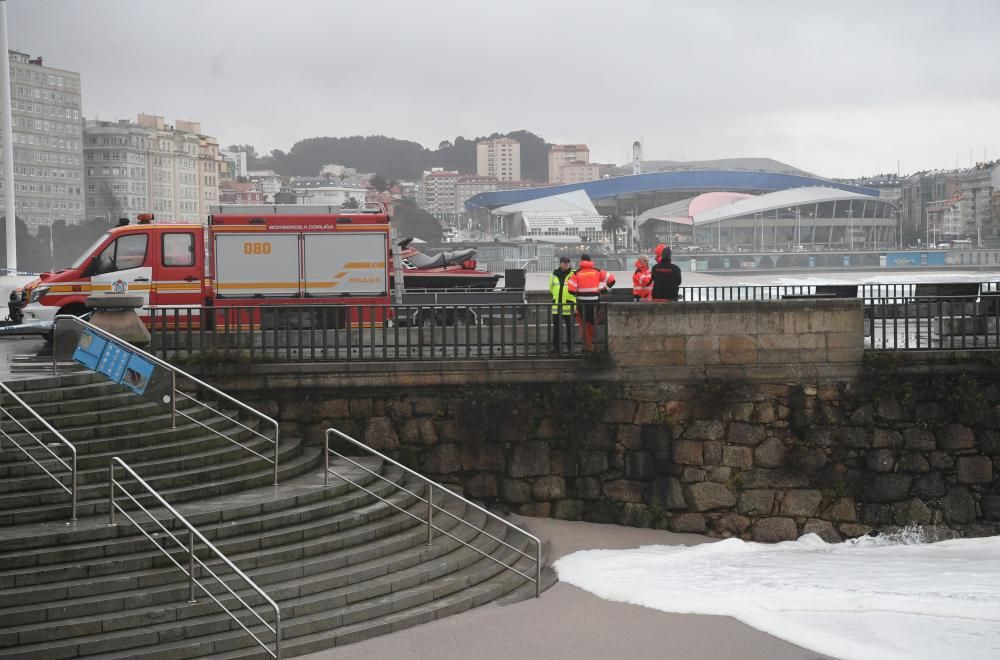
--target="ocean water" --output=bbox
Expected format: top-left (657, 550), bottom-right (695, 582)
top-left (525, 268), bottom-right (1000, 292)
top-left (554, 531), bottom-right (1000, 660)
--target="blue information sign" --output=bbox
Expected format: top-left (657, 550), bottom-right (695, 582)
top-left (121, 354), bottom-right (155, 395)
top-left (73, 329), bottom-right (157, 395)
top-left (72, 330), bottom-right (108, 371)
top-left (97, 342), bottom-right (130, 382)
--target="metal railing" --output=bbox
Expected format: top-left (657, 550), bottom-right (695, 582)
top-left (324, 428), bottom-right (543, 598)
top-left (108, 457), bottom-right (281, 658)
top-left (53, 315), bottom-right (281, 485)
top-left (147, 303), bottom-right (608, 362)
top-left (865, 294), bottom-right (1000, 350)
top-left (0, 383), bottom-right (77, 521)
top-left (138, 282), bottom-right (1000, 359)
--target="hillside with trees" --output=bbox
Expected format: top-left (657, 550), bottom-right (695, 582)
top-left (233, 130), bottom-right (549, 182)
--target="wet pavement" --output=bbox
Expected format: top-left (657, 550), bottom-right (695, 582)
top-left (0, 336), bottom-right (55, 382)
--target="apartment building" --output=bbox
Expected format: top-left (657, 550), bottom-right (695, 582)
top-left (558, 162), bottom-right (601, 185)
top-left (476, 138), bottom-right (520, 182)
top-left (417, 169), bottom-right (461, 216)
top-left (453, 175), bottom-right (499, 213)
top-left (899, 171), bottom-right (962, 245)
top-left (957, 163), bottom-right (997, 244)
top-left (2, 50), bottom-right (85, 234)
top-left (84, 114), bottom-right (222, 224)
top-left (548, 144), bottom-right (590, 183)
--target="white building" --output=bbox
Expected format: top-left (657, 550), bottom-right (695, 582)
top-left (220, 150), bottom-right (247, 179)
top-left (84, 115), bottom-right (222, 224)
top-left (292, 177), bottom-right (366, 206)
top-left (476, 138), bottom-right (520, 182)
top-left (491, 190), bottom-right (607, 243)
top-left (249, 174), bottom-right (284, 200)
top-left (2, 50), bottom-right (85, 234)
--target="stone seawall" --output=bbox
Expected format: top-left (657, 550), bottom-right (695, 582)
top-left (198, 300), bottom-right (999, 541)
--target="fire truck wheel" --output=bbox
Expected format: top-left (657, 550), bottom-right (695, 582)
top-left (44, 303), bottom-right (89, 343)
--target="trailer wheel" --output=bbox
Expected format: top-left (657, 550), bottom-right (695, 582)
top-left (453, 309), bottom-right (478, 326)
top-left (418, 310), bottom-right (443, 328)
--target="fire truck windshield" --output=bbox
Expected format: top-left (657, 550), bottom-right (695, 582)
top-left (71, 232), bottom-right (111, 269)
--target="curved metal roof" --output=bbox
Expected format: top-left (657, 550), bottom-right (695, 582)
top-left (692, 186), bottom-right (893, 226)
top-left (465, 170), bottom-right (879, 211)
top-left (636, 192), bottom-right (754, 228)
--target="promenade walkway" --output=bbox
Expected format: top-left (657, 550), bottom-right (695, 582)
top-left (303, 517), bottom-right (828, 660)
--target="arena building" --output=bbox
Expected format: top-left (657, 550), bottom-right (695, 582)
top-left (465, 169), bottom-right (878, 220)
top-left (642, 186), bottom-right (898, 251)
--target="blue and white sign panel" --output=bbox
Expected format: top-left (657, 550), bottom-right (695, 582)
top-left (72, 330), bottom-right (108, 370)
top-left (96, 342), bottom-right (130, 382)
top-left (121, 354), bottom-right (155, 396)
top-left (73, 329), bottom-right (156, 396)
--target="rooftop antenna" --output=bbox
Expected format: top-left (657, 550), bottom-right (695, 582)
top-left (0, 0), bottom-right (17, 273)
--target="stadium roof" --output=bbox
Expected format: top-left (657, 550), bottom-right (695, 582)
top-left (692, 186), bottom-right (889, 226)
top-left (465, 170), bottom-right (879, 211)
top-left (495, 189), bottom-right (599, 215)
top-left (636, 192), bottom-right (754, 228)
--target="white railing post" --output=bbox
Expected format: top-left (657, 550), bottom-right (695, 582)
top-left (188, 533), bottom-right (197, 603)
top-left (426, 484), bottom-right (434, 546)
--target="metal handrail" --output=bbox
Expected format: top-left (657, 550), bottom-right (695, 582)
top-left (53, 315), bottom-right (281, 485)
top-left (324, 428), bottom-right (543, 597)
top-left (0, 383), bottom-right (77, 521)
top-left (109, 457), bottom-right (281, 658)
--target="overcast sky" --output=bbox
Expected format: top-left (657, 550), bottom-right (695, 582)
top-left (8, 0), bottom-right (1000, 178)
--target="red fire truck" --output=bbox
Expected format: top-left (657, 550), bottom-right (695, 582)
top-left (20, 205), bottom-right (394, 328)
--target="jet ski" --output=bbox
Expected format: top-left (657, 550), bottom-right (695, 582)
top-left (398, 238), bottom-right (501, 290)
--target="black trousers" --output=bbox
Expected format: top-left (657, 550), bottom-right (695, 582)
top-left (551, 314), bottom-right (573, 352)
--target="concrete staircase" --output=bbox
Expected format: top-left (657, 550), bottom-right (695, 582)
top-left (0, 373), bottom-right (546, 659)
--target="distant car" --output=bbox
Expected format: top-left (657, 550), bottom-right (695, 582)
top-left (793, 245), bottom-right (807, 252)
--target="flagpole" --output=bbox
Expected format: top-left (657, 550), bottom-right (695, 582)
top-left (0, 0), bottom-right (17, 273)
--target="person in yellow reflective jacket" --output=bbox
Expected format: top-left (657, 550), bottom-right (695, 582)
top-left (548, 256), bottom-right (576, 354)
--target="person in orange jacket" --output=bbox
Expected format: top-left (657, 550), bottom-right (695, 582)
top-left (567, 254), bottom-right (614, 350)
top-left (632, 255), bottom-right (652, 301)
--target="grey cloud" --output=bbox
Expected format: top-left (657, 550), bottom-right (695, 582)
top-left (7, 0), bottom-right (1000, 176)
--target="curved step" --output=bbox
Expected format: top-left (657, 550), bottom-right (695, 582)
top-left (0, 413), bottom-right (254, 480)
top-left (0, 474), bottom-right (442, 649)
top-left (0, 460), bottom-right (400, 589)
top-left (0, 509), bottom-right (522, 660)
top-left (0, 438), bottom-right (316, 526)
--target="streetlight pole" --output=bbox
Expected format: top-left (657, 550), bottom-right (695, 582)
top-left (796, 208), bottom-right (801, 247)
top-left (847, 207), bottom-right (854, 252)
